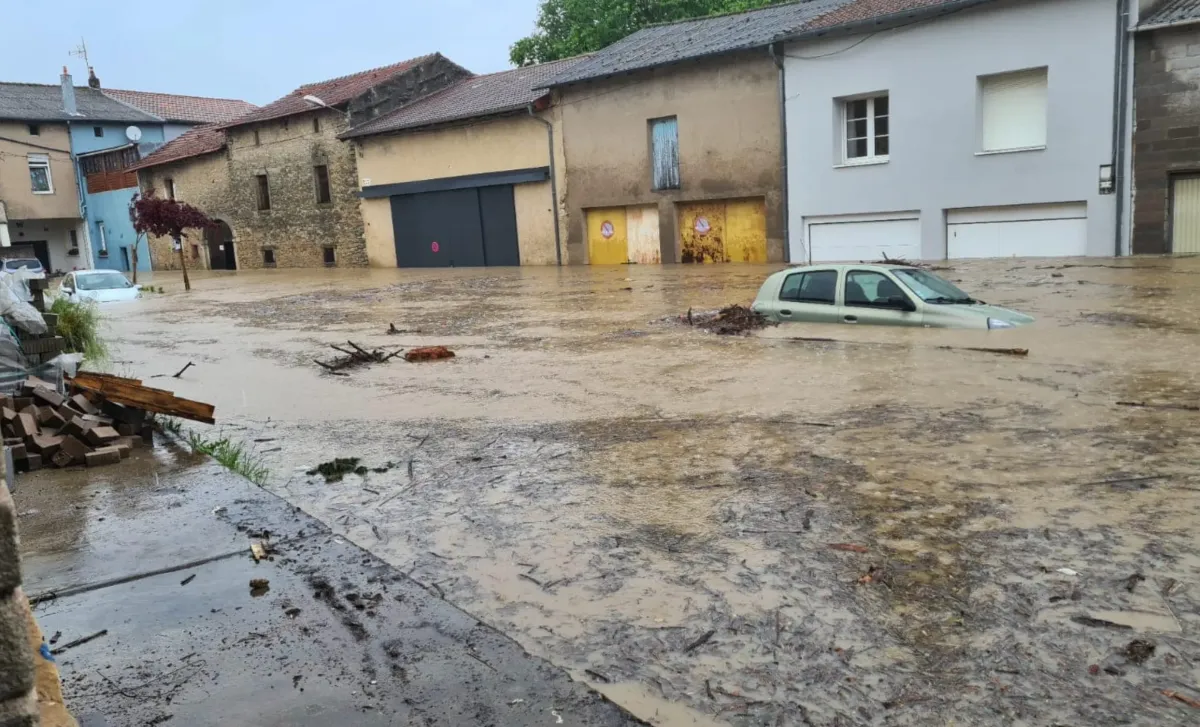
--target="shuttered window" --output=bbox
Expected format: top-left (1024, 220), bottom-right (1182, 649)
top-left (980, 68), bottom-right (1048, 152)
top-left (650, 117), bottom-right (680, 190)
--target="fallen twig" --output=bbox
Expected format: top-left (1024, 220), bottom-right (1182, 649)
top-left (180, 574), bottom-right (195, 586)
top-left (1117, 401), bottom-right (1200, 412)
top-left (1162, 690), bottom-right (1200, 709)
top-left (172, 362), bottom-right (195, 378)
top-left (1071, 615), bottom-right (1132, 630)
top-left (518, 573), bottom-right (544, 587)
top-left (584, 669), bottom-right (610, 683)
top-left (682, 629), bottom-right (716, 654)
top-left (52, 629), bottom-right (108, 655)
top-left (829, 543), bottom-right (869, 553)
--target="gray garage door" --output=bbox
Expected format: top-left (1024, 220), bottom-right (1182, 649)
top-left (390, 185), bottom-right (520, 268)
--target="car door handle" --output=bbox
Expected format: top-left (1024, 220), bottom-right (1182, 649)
top-left (843, 315), bottom-right (858, 323)
top-left (780, 309), bottom-right (792, 316)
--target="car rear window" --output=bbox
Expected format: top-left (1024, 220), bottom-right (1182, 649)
top-left (780, 270), bottom-right (837, 305)
top-left (3, 259), bottom-right (41, 270)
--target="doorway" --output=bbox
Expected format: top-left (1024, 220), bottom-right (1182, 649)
top-left (119, 247), bottom-right (130, 271)
top-left (206, 221), bottom-right (237, 270)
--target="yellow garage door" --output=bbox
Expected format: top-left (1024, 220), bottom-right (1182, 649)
top-left (1173, 177), bottom-right (1200, 254)
top-left (678, 198), bottom-right (767, 263)
top-left (586, 208), bottom-right (628, 265)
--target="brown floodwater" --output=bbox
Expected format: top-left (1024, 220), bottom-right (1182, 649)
top-left (108, 258), bottom-right (1200, 725)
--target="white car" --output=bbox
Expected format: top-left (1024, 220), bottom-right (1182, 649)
top-left (60, 271), bottom-right (141, 303)
top-left (1, 258), bottom-right (46, 280)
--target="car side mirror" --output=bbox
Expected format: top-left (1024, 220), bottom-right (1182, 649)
top-left (887, 295), bottom-right (917, 312)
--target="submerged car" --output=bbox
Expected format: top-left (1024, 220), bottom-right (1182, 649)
top-left (0, 258), bottom-right (46, 280)
top-left (751, 264), bottom-right (1033, 329)
top-left (59, 270), bottom-right (141, 303)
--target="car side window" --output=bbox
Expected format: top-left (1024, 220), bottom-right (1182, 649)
top-left (780, 270), bottom-right (837, 305)
top-left (845, 271), bottom-right (911, 309)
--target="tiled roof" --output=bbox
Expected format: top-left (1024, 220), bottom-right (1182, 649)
top-left (544, 0), bottom-right (853, 87)
top-left (545, 0), bottom-right (999, 87)
top-left (796, 0), bottom-right (993, 34)
top-left (128, 124), bottom-right (226, 171)
top-left (103, 88), bottom-right (257, 124)
top-left (0, 82), bottom-right (162, 123)
top-left (343, 56), bottom-right (589, 138)
top-left (223, 54), bottom-right (443, 128)
top-left (1139, 0), bottom-right (1200, 28)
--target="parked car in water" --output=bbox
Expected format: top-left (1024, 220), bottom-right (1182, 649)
top-left (59, 271), bottom-right (141, 304)
top-left (0, 258), bottom-right (45, 280)
top-left (751, 264), bottom-right (1033, 329)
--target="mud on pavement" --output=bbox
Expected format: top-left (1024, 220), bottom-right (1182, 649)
top-left (103, 259), bottom-right (1200, 725)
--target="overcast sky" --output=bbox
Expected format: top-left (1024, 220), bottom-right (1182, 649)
top-left (1, 0), bottom-right (538, 105)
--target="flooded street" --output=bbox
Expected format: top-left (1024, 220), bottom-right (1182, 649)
top-left (108, 259), bottom-right (1200, 725)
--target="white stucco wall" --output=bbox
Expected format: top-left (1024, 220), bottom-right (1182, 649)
top-left (784, 0), bottom-right (1122, 260)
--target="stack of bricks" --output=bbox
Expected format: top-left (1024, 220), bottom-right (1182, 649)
top-left (1, 378), bottom-right (150, 473)
top-left (0, 436), bottom-right (37, 726)
top-left (16, 280), bottom-right (65, 368)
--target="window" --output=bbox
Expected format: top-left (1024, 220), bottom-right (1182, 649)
top-left (256, 174), bottom-right (271, 211)
top-left (263, 248), bottom-right (277, 267)
top-left (779, 270), bottom-right (837, 304)
top-left (253, 129), bottom-right (261, 146)
top-left (650, 117), bottom-right (680, 190)
top-left (980, 68), bottom-right (1048, 153)
top-left (312, 117), bottom-right (321, 134)
top-left (191, 243), bottom-right (200, 260)
top-left (93, 126), bottom-right (104, 138)
top-left (97, 221), bottom-right (108, 256)
top-left (68, 230), bottom-right (79, 255)
top-left (28, 154), bottom-right (52, 193)
top-left (165, 178), bottom-right (176, 200)
top-left (27, 124), bottom-right (39, 136)
top-left (844, 270), bottom-right (912, 309)
top-left (842, 94), bottom-right (889, 163)
top-left (323, 246), bottom-right (336, 266)
top-left (314, 165), bottom-right (331, 204)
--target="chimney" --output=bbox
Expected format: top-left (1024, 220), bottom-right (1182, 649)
top-left (87, 66), bottom-right (100, 89)
top-left (61, 66), bottom-right (77, 116)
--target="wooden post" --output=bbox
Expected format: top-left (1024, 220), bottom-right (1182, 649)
top-left (175, 234), bottom-right (191, 292)
top-left (130, 237), bottom-right (139, 284)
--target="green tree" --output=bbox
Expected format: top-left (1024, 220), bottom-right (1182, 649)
top-left (510, 0), bottom-right (787, 66)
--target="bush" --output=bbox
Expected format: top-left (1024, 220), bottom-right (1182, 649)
top-left (50, 297), bottom-right (108, 362)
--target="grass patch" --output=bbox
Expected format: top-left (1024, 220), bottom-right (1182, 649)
top-left (186, 431), bottom-right (270, 486)
top-left (50, 297), bottom-right (109, 362)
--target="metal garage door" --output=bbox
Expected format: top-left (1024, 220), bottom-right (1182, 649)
top-left (947, 203), bottom-right (1086, 258)
top-left (678, 198), bottom-right (767, 263)
top-left (806, 217), bottom-right (921, 263)
top-left (1171, 176), bottom-right (1200, 254)
top-left (390, 186), bottom-right (520, 267)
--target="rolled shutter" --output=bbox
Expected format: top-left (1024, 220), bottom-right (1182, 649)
top-left (981, 68), bottom-right (1048, 152)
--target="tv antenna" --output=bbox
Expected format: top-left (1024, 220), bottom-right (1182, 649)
top-left (69, 38), bottom-right (90, 67)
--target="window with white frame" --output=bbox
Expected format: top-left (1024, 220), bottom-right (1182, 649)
top-left (979, 67), bottom-right (1048, 153)
top-left (842, 94), bottom-right (889, 164)
top-left (28, 154), bottom-right (52, 193)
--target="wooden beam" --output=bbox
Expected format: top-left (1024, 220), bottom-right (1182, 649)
top-left (70, 372), bottom-right (215, 424)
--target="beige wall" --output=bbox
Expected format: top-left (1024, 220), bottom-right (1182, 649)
top-left (0, 121), bottom-right (80, 220)
top-left (354, 113), bottom-right (563, 267)
top-left (557, 51), bottom-right (785, 263)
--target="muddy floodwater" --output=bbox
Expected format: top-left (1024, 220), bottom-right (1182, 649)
top-left (110, 259), bottom-right (1200, 725)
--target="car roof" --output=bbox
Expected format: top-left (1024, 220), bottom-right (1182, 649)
top-left (770, 263), bottom-right (916, 278)
top-left (75, 270), bottom-right (125, 276)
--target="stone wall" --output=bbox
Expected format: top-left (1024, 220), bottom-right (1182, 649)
top-left (139, 152), bottom-right (226, 271)
top-left (0, 455), bottom-right (37, 727)
top-left (347, 56), bottom-right (472, 128)
top-left (1132, 25), bottom-right (1200, 254)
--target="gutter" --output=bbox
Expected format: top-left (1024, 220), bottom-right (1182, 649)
top-left (769, 43), bottom-right (790, 263)
top-left (527, 104), bottom-right (563, 266)
top-left (1113, 0), bottom-right (1132, 256)
top-left (773, 0), bottom-right (999, 44)
top-left (0, 136), bottom-right (71, 155)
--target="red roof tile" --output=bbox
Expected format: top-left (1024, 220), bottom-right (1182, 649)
top-left (129, 124), bottom-right (226, 172)
top-left (223, 54), bottom-right (448, 128)
top-left (103, 88), bottom-right (257, 124)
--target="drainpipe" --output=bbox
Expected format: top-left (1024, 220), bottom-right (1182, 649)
top-left (528, 104), bottom-right (563, 266)
top-left (769, 43), bottom-right (790, 263)
top-left (1112, 0), bottom-right (1131, 256)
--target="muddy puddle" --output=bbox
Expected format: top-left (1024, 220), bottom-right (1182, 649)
top-left (107, 258), bottom-right (1200, 725)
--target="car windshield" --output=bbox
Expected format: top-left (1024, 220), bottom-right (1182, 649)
top-left (4, 259), bottom-right (41, 271)
top-left (76, 272), bottom-right (132, 291)
top-left (892, 268), bottom-right (975, 303)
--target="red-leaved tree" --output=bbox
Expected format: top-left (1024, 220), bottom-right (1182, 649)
top-left (131, 191), bottom-right (216, 292)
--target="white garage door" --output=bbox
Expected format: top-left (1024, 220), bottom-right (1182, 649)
top-left (806, 217), bottom-right (921, 263)
top-left (947, 203), bottom-right (1086, 259)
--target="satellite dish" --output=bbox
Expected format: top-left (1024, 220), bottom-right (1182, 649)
top-left (125, 125), bottom-right (142, 142)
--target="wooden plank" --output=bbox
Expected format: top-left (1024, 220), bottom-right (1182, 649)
top-left (70, 372), bottom-right (215, 424)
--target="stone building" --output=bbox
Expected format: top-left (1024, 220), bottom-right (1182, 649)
top-left (132, 54), bottom-right (470, 270)
top-left (1132, 0), bottom-right (1200, 254)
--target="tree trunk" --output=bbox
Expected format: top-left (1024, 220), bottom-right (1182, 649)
top-left (175, 235), bottom-right (191, 292)
top-left (131, 239), bottom-right (139, 284)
